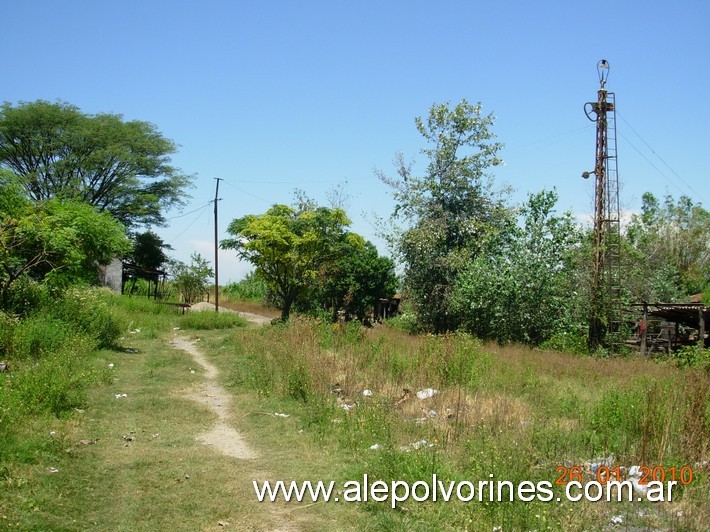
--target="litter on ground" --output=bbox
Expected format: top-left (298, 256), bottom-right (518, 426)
top-left (416, 388), bottom-right (438, 400)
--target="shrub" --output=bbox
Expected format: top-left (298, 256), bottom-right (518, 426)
top-left (0, 311), bottom-right (16, 358)
top-left (11, 314), bottom-right (76, 359)
top-left (47, 288), bottom-right (124, 349)
top-left (10, 339), bottom-right (96, 417)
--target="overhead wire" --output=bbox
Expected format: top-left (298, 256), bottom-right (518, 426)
top-left (165, 201), bottom-right (213, 221)
top-left (617, 111), bottom-right (699, 197)
top-left (166, 201), bottom-right (212, 244)
top-left (220, 178), bottom-right (273, 205)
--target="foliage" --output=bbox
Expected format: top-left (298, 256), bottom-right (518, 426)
top-left (221, 203), bottom-right (364, 321)
top-left (378, 99), bottom-right (509, 332)
top-left (313, 240), bottom-right (398, 322)
top-left (625, 193), bottom-right (710, 298)
top-left (673, 345), bottom-right (710, 370)
top-left (129, 230), bottom-right (171, 270)
top-left (223, 271), bottom-right (268, 301)
top-left (452, 190), bottom-right (581, 344)
top-left (0, 190), bottom-right (131, 309)
top-left (0, 100), bottom-right (192, 228)
top-left (169, 253), bottom-right (213, 304)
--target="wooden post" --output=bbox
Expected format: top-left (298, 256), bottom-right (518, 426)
top-left (699, 306), bottom-right (705, 348)
top-left (640, 303), bottom-right (648, 356)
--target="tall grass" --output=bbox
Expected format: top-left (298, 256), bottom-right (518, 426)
top-left (223, 318), bottom-right (709, 530)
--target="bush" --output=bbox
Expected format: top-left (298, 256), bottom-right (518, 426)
top-left (11, 314), bottom-right (77, 359)
top-left (9, 339), bottom-right (96, 417)
top-left (673, 345), bottom-right (710, 370)
top-left (0, 311), bottom-right (16, 358)
top-left (48, 288), bottom-right (124, 349)
top-left (538, 330), bottom-right (588, 355)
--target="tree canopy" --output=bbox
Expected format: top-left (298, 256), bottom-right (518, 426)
top-left (0, 100), bottom-right (192, 228)
top-left (0, 183), bottom-right (131, 309)
top-left (221, 203), bottom-right (365, 321)
top-left (379, 99), bottom-right (510, 332)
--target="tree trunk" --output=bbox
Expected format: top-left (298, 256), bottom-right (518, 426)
top-left (280, 297), bottom-right (292, 322)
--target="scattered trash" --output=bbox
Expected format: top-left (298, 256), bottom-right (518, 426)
top-left (337, 396), bottom-right (356, 411)
top-left (416, 388), bottom-right (438, 400)
top-left (107, 363), bottom-right (114, 369)
top-left (628, 465), bottom-right (649, 493)
top-left (394, 389), bottom-right (413, 407)
top-left (129, 328), bottom-right (141, 334)
top-left (369, 443), bottom-right (382, 450)
top-left (184, 473), bottom-right (190, 480)
top-left (274, 412), bottom-right (290, 418)
top-left (49, 467), bottom-right (59, 474)
top-left (218, 521), bottom-right (229, 527)
top-left (610, 515), bottom-right (623, 525)
top-left (115, 393), bottom-right (128, 399)
top-left (77, 439), bottom-right (96, 445)
top-left (362, 389), bottom-right (373, 397)
top-left (587, 455), bottom-right (615, 474)
top-left (123, 348), bottom-right (139, 354)
top-left (0, 361), bottom-right (9, 372)
top-left (74, 408), bottom-right (85, 414)
top-left (173, 327), bottom-right (181, 330)
top-left (123, 433), bottom-right (135, 442)
top-left (399, 439), bottom-right (435, 452)
top-left (49, 431), bottom-right (57, 436)
top-left (190, 368), bottom-right (196, 374)
top-left (330, 383), bottom-right (343, 395)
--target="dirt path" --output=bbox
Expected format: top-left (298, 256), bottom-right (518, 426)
top-left (190, 301), bottom-right (273, 326)
top-left (169, 336), bottom-right (257, 460)
top-left (169, 311), bottom-right (301, 531)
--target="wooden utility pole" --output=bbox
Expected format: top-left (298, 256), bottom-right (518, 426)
top-left (213, 177), bottom-right (222, 313)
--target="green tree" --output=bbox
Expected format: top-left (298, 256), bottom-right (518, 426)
top-left (169, 253), bottom-right (213, 304)
top-left (315, 240), bottom-right (398, 322)
top-left (452, 190), bottom-right (581, 344)
top-left (221, 204), bottom-right (363, 321)
top-left (130, 231), bottom-right (171, 271)
top-left (378, 99), bottom-right (509, 332)
top-left (0, 188), bottom-right (131, 308)
top-left (0, 100), bottom-right (192, 228)
top-left (625, 193), bottom-right (709, 299)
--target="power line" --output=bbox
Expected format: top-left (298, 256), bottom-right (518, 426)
top-left (165, 201), bottom-right (213, 220)
top-left (220, 179), bottom-right (272, 204)
top-left (167, 202), bottom-right (212, 244)
top-left (617, 130), bottom-right (687, 197)
top-left (617, 111), bottom-right (698, 196)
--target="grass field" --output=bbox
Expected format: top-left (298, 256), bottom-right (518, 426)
top-left (1, 290), bottom-right (707, 530)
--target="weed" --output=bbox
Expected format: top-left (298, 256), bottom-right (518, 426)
top-left (179, 310), bottom-right (246, 330)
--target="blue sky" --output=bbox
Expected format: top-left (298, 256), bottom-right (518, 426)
top-left (3, 1), bottom-right (708, 281)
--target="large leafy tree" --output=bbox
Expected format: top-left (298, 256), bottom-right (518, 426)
top-left (378, 99), bottom-right (510, 332)
top-left (221, 204), bottom-right (363, 321)
top-left (314, 240), bottom-right (398, 322)
top-left (452, 190), bottom-right (581, 344)
top-left (0, 183), bottom-right (131, 308)
top-left (0, 100), bottom-right (191, 228)
top-left (130, 230), bottom-right (172, 271)
top-left (625, 193), bottom-right (709, 299)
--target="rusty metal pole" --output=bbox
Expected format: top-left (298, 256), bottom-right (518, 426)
top-left (587, 62), bottom-right (610, 351)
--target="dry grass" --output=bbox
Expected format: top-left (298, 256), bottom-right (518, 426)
top-left (218, 318), bottom-right (709, 530)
